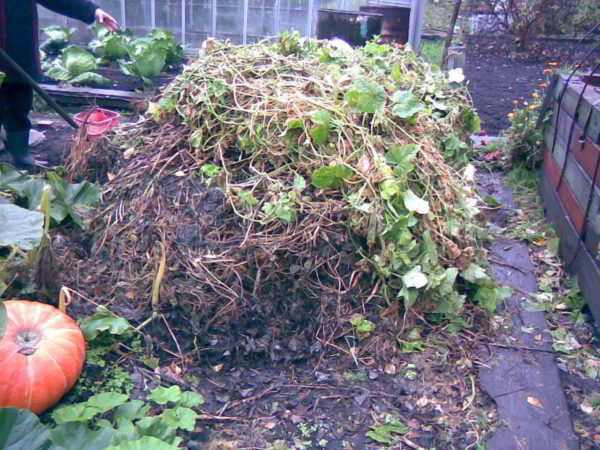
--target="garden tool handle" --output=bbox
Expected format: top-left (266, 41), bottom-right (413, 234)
top-left (0, 47), bottom-right (79, 130)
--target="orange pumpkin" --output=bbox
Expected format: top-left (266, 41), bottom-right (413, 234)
top-left (0, 300), bottom-right (86, 414)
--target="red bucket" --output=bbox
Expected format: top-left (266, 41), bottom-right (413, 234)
top-left (73, 108), bottom-right (120, 138)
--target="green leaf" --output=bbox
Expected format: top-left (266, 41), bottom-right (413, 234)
top-left (379, 179), bottom-right (401, 200)
top-left (150, 385), bottom-right (181, 405)
top-left (483, 196), bottom-right (502, 207)
top-left (385, 144), bottom-right (420, 175)
top-left (50, 422), bottom-right (116, 450)
top-left (136, 417), bottom-right (178, 443)
top-left (106, 436), bottom-right (180, 450)
top-left (62, 46), bottom-right (98, 77)
top-left (237, 191), bottom-right (258, 207)
top-left (310, 124), bottom-right (329, 145)
top-left (180, 391), bottom-right (205, 408)
top-left (461, 108), bottom-right (481, 133)
top-left (120, 46), bottom-right (167, 85)
top-left (0, 71), bottom-right (5, 86)
top-left (309, 109), bottom-right (331, 125)
top-left (403, 189), bottom-right (430, 215)
top-left (200, 164), bottom-right (221, 177)
top-left (474, 285), bottom-right (512, 314)
top-left (402, 265), bottom-right (428, 289)
top-left (293, 175), bottom-right (306, 192)
top-left (80, 306), bottom-right (132, 341)
top-left (70, 72), bottom-right (111, 87)
top-left (285, 118), bottom-right (304, 130)
top-left (460, 263), bottom-right (490, 284)
top-left (366, 420), bottom-right (409, 444)
top-left (346, 77), bottom-right (387, 113)
top-left (114, 401), bottom-right (152, 421)
top-left (161, 406), bottom-right (198, 432)
top-left (0, 204), bottom-right (43, 250)
top-left (547, 237), bottom-right (560, 255)
top-left (0, 407), bottom-right (61, 450)
top-left (391, 91), bottom-right (425, 119)
top-left (311, 165), bottom-right (353, 190)
top-left (350, 315), bottom-right (376, 334)
top-left (86, 392), bottom-right (129, 413)
top-left (52, 403), bottom-right (101, 424)
top-left (391, 64), bottom-right (404, 83)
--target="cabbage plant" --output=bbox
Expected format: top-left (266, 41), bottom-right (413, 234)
top-left (40, 25), bottom-right (75, 56)
top-left (44, 46), bottom-right (111, 88)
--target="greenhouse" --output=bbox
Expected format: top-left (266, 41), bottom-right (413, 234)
top-left (38, 0), bottom-right (426, 51)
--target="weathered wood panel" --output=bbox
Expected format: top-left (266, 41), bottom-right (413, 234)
top-left (39, 84), bottom-right (149, 110)
top-left (540, 169), bottom-right (600, 322)
top-left (553, 74), bottom-right (600, 144)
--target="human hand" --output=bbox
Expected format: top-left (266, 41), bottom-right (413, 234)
top-left (95, 9), bottom-right (119, 31)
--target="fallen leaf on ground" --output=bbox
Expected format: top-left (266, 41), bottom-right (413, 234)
top-left (416, 396), bottom-right (429, 408)
top-left (484, 151), bottom-right (504, 161)
top-left (527, 396), bottom-right (543, 408)
top-left (262, 421), bottom-right (278, 429)
top-left (384, 364), bottom-right (396, 375)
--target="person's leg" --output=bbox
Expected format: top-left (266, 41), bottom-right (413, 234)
top-left (2, 82), bottom-right (34, 169)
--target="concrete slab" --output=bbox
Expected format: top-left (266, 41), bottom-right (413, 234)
top-left (477, 171), bottom-right (580, 450)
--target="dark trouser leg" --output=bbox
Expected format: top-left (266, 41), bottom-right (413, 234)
top-left (0, 82), bottom-right (34, 168)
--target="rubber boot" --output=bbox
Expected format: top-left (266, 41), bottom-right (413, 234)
top-left (5, 130), bottom-right (35, 170)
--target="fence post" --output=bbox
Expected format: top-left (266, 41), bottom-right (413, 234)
top-left (243, 0), bottom-right (249, 43)
top-left (408, 0), bottom-right (426, 51)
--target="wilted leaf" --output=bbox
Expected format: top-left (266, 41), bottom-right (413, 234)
top-left (460, 263), bottom-right (489, 283)
top-left (402, 265), bottom-right (428, 289)
top-left (403, 189), bottom-right (430, 214)
top-left (293, 175), bottom-right (306, 191)
top-left (527, 396), bottom-right (543, 409)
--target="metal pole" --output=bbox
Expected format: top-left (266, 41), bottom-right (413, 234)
top-left (151, 0), bottom-right (156, 28)
top-left (0, 48), bottom-right (78, 130)
top-left (306, 0), bottom-right (314, 37)
top-left (120, 0), bottom-right (127, 29)
top-left (182, 0), bottom-right (186, 45)
top-left (212, 0), bottom-right (217, 37)
top-left (408, 0), bottom-right (426, 51)
top-left (243, 0), bottom-right (249, 43)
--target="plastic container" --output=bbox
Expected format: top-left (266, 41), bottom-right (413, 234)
top-left (73, 108), bottom-right (121, 138)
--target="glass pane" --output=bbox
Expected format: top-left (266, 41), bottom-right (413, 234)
top-left (216, 0), bottom-right (244, 44)
top-left (124, 0), bottom-right (153, 36)
top-left (156, 0), bottom-right (184, 41)
top-left (247, 0), bottom-right (277, 42)
top-left (278, 0), bottom-right (309, 36)
top-left (186, 0), bottom-right (213, 49)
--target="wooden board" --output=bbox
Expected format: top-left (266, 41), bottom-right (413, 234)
top-left (540, 169), bottom-right (600, 323)
top-left (39, 84), bottom-right (150, 109)
top-left (553, 74), bottom-right (600, 144)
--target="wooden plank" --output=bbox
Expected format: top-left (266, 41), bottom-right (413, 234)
top-left (39, 84), bottom-right (150, 110)
top-left (545, 127), bottom-right (600, 236)
top-left (540, 170), bottom-right (600, 323)
top-left (553, 74), bottom-right (600, 144)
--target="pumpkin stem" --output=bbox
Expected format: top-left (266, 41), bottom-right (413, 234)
top-left (15, 329), bottom-right (41, 355)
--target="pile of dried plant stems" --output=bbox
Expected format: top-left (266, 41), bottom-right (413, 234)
top-left (88, 36), bottom-right (483, 332)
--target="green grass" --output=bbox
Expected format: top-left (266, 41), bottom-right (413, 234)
top-left (419, 39), bottom-right (444, 66)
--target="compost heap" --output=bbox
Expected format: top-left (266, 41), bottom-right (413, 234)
top-left (91, 36), bottom-right (487, 342)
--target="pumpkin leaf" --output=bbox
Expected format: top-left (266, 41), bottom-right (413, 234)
top-left (391, 91), bottom-right (425, 119)
top-left (346, 77), bottom-right (386, 113)
top-left (0, 407), bottom-right (61, 450)
top-left (0, 301), bottom-right (7, 340)
top-left (180, 391), bottom-right (205, 408)
top-left (105, 436), bottom-right (180, 450)
top-left (86, 392), bottom-right (129, 413)
top-left (149, 386), bottom-right (181, 405)
top-left (52, 403), bottom-right (100, 424)
top-left (161, 406), bottom-right (198, 431)
top-left (80, 306), bottom-right (132, 341)
top-left (0, 204), bottom-right (44, 250)
top-left (50, 422), bottom-right (116, 450)
top-left (113, 401), bottom-right (152, 421)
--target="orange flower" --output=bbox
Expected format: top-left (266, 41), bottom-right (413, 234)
top-left (539, 82), bottom-right (549, 88)
top-left (532, 92), bottom-right (540, 98)
top-left (512, 100), bottom-right (520, 104)
top-left (528, 104), bottom-right (538, 110)
top-left (548, 62), bottom-right (559, 66)
top-left (543, 69), bottom-right (554, 73)
top-left (508, 112), bottom-right (515, 119)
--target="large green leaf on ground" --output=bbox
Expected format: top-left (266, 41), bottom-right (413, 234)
top-left (62, 46), bottom-right (97, 77)
top-left (79, 306), bottom-right (132, 341)
top-left (50, 422), bottom-right (116, 450)
top-left (311, 165), bottom-right (353, 189)
top-left (0, 407), bottom-right (61, 450)
top-left (105, 436), bottom-right (179, 450)
top-left (0, 204), bottom-right (43, 250)
top-left (346, 77), bottom-right (386, 113)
